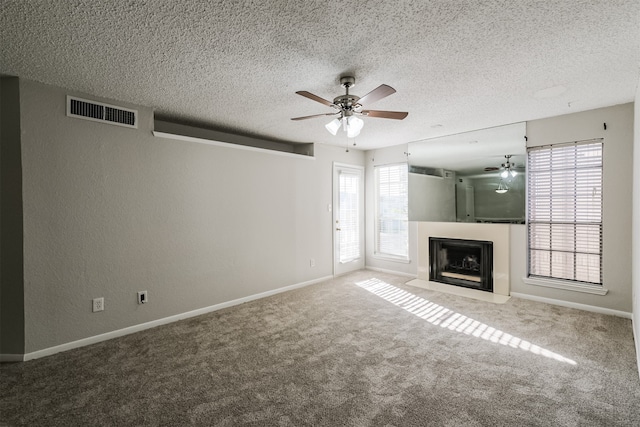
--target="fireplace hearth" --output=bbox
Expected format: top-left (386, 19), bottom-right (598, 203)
top-left (429, 237), bottom-right (493, 292)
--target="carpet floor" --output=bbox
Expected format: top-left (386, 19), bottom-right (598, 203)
top-left (1, 270), bottom-right (639, 426)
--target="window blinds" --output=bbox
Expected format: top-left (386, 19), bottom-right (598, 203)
top-left (527, 139), bottom-right (603, 284)
top-left (375, 163), bottom-right (409, 259)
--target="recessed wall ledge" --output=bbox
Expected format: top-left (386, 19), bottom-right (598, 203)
top-left (522, 277), bottom-right (609, 295)
top-left (153, 119), bottom-right (315, 159)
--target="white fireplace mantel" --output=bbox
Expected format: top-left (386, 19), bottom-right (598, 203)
top-left (417, 222), bottom-right (511, 296)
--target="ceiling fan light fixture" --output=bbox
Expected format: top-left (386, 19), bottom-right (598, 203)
top-left (496, 180), bottom-right (509, 194)
top-left (325, 118), bottom-right (341, 135)
top-left (346, 116), bottom-right (364, 138)
top-left (500, 170), bottom-right (509, 179)
top-left (347, 127), bottom-right (360, 138)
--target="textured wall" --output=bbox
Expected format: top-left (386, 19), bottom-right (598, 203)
top-left (19, 80), bottom-right (364, 353)
top-left (514, 103), bottom-right (634, 312)
top-left (0, 76), bottom-right (25, 355)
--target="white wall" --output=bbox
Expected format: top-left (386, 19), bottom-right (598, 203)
top-left (632, 82), bottom-right (640, 375)
top-left (364, 145), bottom-right (417, 276)
top-left (19, 79), bottom-right (365, 353)
top-left (512, 103), bottom-right (634, 313)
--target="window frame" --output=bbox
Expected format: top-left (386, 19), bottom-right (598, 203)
top-left (526, 139), bottom-right (604, 290)
top-left (374, 162), bottom-right (410, 262)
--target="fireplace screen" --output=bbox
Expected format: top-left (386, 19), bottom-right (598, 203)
top-left (429, 237), bottom-right (493, 292)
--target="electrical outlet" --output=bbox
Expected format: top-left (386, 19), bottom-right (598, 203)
top-left (137, 291), bottom-right (148, 304)
top-left (310, 258), bottom-right (315, 267)
top-left (92, 297), bottom-right (104, 312)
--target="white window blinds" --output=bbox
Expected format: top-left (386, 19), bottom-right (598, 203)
top-left (527, 139), bottom-right (603, 284)
top-left (375, 163), bottom-right (409, 259)
top-left (339, 171), bottom-right (361, 263)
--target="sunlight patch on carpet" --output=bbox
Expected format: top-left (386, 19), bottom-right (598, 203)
top-left (356, 278), bottom-right (577, 365)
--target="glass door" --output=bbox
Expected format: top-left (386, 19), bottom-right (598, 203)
top-left (333, 163), bottom-right (364, 276)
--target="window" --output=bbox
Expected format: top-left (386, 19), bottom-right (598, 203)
top-left (375, 163), bottom-right (409, 260)
top-left (527, 139), bottom-right (603, 285)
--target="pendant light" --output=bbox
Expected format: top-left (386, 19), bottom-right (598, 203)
top-left (496, 180), bottom-right (509, 194)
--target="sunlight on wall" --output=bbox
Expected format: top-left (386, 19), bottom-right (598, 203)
top-left (356, 278), bottom-right (577, 365)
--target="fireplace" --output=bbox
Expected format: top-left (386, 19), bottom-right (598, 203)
top-left (429, 237), bottom-right (493, 292)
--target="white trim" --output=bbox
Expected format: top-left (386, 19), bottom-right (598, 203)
top-left (510, 292), bottom-right (631, 319)
top-left (333, 162), bottom-right (365, 171)
top-left (333, 163), bottom-right (365, 276)
top-left (0, 354), bottom-right (24, 362)
top-left (523, 277), bottom-right (608, 295)
top-left (152, 131), bottom-right (315, 160)
top-left (633, 318), bottom-right (640, 380)
top-left (374, 163), bottom-right (409, 261)
top-left (371, 254), bottom-right (411, 264)
top-left (22, 275), bottom-right (333, 362)
top-left (365, 266), bottom-right (417, 278)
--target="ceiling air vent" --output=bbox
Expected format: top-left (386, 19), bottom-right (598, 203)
top-left (66, 96), bottom-right (137, 128)
top-left (409, 165), bottom-right (455, 179)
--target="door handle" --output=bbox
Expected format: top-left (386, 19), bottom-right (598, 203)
top-left (336, 228), bottom-right (341, 231)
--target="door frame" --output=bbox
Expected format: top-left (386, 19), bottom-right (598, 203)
top-left (332, 162), bottom-right (365, 276)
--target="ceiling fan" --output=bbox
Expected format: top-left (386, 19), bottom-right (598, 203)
top-left (484, 155), bottom-right (525, 175)
top-left (291, 76), bottom-right (408, 138)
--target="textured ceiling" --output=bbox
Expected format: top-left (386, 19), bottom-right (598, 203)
top-left (1, 0), bottom-right (639, 150)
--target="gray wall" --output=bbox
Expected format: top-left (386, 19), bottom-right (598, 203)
top-left (511, 103), bottom-right (634, 313)
top-left (19, 79), bottom-right (364, 353)
top-left (408, 173), bottom-right (456, 222)
top-left (10, 78), bottom-right (637, 355)
top-left (469, 174), bottom-right (525, 221)
top-left (1, 76), bottom-right (25, 355)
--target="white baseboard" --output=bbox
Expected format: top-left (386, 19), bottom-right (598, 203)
top-left (365, 266), bottom-right (417, 279)
top-left (634, 318), bottom-right (640, 380)
top-left (22, 275), bottom-right (333, 362)
top-left (510, 292), bottom-right (632, 319)
top-left (0, 354), bottom-right (24, 362)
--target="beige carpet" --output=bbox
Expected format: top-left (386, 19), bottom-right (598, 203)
top-left (1, 270), bottom-right (639, 426)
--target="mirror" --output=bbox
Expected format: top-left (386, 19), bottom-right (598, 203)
top-left (408, 122), bottom-right (526, 223)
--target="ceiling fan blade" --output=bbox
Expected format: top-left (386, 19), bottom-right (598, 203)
top-left (291, 112), bottom-right (338, 121)
top-left (295, 91), bottom-right (334, 107)
top-left (362, 110), bottom-right (408, 120)
top-left (357, 84), bottom-right (396, 106)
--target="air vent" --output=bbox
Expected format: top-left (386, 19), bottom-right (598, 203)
top-left (409, 166), bottom-right (455, 179)
top-left (66, 96), bottom-right (137, 128)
